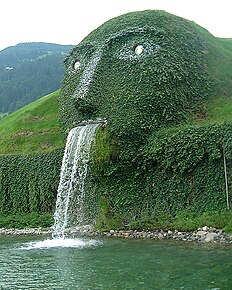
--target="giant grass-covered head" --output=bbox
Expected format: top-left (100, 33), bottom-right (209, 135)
top-left (61, 10), bottom-right (210, 147)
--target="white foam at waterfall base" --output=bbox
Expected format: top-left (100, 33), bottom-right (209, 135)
top-left (20, 237), bottom-right (102, 250)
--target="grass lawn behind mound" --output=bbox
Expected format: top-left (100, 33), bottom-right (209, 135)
top-left (0, 90), bottom-right (64, 156)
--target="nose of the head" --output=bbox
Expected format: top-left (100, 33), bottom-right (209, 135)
top-left (73, 49), bottom-right (103, 101)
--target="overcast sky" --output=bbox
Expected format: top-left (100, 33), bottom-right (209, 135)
top-left (0, 0), bottom-right (231, 51)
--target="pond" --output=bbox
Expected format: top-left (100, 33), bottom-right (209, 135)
top-left (0, 235), bottom-right (231, 289)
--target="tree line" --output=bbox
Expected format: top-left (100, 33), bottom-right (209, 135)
top-left (0, 42), bottom-right (73, 114)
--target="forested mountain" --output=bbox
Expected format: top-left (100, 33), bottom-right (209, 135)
top-left (0, 42), bottom-right (73, 115)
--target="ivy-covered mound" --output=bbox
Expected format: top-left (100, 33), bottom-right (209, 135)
top-left (60, 10), bottom-right (232, 230)
top-left (61, 10), bottom-right (211, 144)
top-left (0, 150), bottom-right (63, 228)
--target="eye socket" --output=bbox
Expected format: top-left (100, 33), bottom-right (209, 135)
top-left (134, 45), bottom-right (144, 55)
top-left (74, 61), bottom-right (81, 70)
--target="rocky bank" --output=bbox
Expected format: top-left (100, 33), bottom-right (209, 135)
top-left (0, 228), bottom-right (50, 235)
top-left (1, 226), bottom-right (232, 244)
top-left (72, 225), bottom-right (232, 244)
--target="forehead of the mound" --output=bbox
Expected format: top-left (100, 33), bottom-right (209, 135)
top-left (81, 10), bottom-right (197, 44)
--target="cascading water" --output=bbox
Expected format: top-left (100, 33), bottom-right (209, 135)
top-left (52, 123), bottom-right (100, 239)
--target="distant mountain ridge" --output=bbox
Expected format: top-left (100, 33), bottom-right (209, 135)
top-left (0, 42), bottom-right (73, 115)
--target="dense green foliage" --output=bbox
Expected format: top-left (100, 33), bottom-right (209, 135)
top-left (0, 149), bottom-right (63, 215)
top-left (0, 11), bottom-right (232, 231)
top-left (60, 10), bottom-right (232, 231)
top-left (0, 90), bottom-right (64, 155)
top-left (61, 10), bottom-right (211, 144)
top-left (0, 213), bottom-right (53, 229)
top-left (91, 125), bottom-right (232, 231)
top-left (0, 91), bottom-right (64, 227)
top-left (0, 42), bottom-right (72, 113)
top-left (145, 123), bottom-right (230, 172)
top-left (128, 210), bottom-right (232, 233)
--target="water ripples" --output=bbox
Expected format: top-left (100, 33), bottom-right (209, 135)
top-left (0, 236), bottom-right (102, 289)
top-left (0, 237), bottom-right (231, 289)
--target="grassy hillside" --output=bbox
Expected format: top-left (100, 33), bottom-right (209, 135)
top-left (0, 90), bottom-right (64, 155)
top-left (205, 95), bottom-right (232, 123)
top-left (207, 37), bottom-right (232, 97)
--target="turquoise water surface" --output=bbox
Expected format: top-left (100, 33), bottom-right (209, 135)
top-left (0, 235), bottom-right (231, 289)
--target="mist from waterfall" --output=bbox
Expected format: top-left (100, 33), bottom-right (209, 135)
top-left (52, 123), bottom-right (100, 239)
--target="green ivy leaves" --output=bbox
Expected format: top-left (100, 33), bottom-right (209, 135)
top-left (145, 123), bottom-right (226, 172)
top-left (0, 150), bottom-right (63, 215)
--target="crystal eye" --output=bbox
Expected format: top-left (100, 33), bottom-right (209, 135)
top-left (134, 45), bottom-right (144, 55)
top-left (74, 61), bottom-right (81, 70)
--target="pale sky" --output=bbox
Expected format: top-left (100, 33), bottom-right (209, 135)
top-left (0, 0), bottom-right (231, 51)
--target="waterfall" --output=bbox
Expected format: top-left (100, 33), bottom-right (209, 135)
top-left (52, 123), bottom-right (100, 239)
